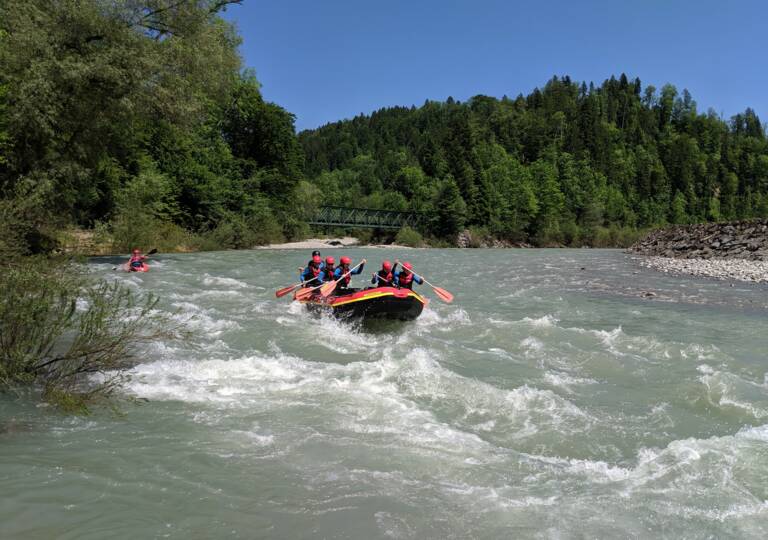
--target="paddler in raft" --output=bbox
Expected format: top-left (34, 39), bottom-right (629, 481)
top-left (334, 256), bottom-right (365, 291)
top-left (319, 256), bottom-right (337, 284)
top-left (300, 254), bottom-right (324, 287)
top-left (371, 260), bottom-right (396, 287)
top-left (394, 261), bottom-right (423, 290)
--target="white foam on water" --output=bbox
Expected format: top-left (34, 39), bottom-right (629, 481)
top-left (526, 453), bottom-right (632, 483)
top-left (543, 371), bottom-right (597, 393)
top-left (698, 367), bottom-right (768, 419)
top-left (520, 337), bottom-right (544, 354)
top-left (520, 314), bottom-right (559, 328)
top-left (395, 348), bottom-right (595, 442)
top-left (201, 274), bottom-right (249, 289)
top-left (168, 290), bottom-right (244, 301)
top-left (170, 301), bottom-right (240, 336)
top-left (415, 306), bottom-right (471, 330)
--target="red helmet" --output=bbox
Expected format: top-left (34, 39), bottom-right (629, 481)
top-left (402, 261), bottom-right (413, 271)
top-left (132, 249), bottom-right (140, 255)
top-left (382, 260), bottom-right (392, 271)
top-left (340, 256), bottom-right (351, 265)
top-left (325, 256), bottom-right (335, 265)
top-left (312, 255), bottom-right (321, 264)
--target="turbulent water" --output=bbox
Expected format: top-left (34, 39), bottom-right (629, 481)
top-left (2, 249), bottom-right (768, 539)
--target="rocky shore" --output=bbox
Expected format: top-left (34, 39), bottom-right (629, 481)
top-left (629, 219), bottom-right (768, 260)
top-left (630, 219), bottom-right (768, 283)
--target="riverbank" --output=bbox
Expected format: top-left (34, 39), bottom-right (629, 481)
top-left (257, 237), bottom-right (416, 250)
top-left (637, 256), bottom-right (768, 283)
top-left (629, 219), bottom-right (768, 283)
top-left (629, 219), bottom-right (768, 260)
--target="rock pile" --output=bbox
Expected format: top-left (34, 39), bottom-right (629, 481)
top-left (629, 219), bottom-right (768, 261)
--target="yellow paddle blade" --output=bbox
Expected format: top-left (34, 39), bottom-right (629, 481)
top-left (432, 286), bottom-right (454, 303)
top-left (294, 287), bottom-right (314, 301)
top-left (319, 279), bottom-right (337, 297)
top-left (275, 284), bottom-right (299, 298)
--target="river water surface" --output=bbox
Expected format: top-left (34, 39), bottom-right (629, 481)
top-left (2, 249), bottom-right (768, 539)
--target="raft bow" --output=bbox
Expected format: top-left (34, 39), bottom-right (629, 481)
top-left (293, 286), bottom-right (426, 321)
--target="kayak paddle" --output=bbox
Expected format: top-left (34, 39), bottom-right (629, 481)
top-left (320, 259), bottom-right (366, 297)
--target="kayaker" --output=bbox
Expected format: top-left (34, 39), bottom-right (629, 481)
top-left (394, 261), bottom-right (423, 290)
top-left (371, 260), bottom-right (396, 287)
top-left (334, 256), bottom-right (364, 290)
top-left (127, 249), bottom-right (147, 271)
top-left (300, 255), bottom-right (323, 287)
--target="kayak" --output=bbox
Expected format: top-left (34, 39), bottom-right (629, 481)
top-left (122, 263), bottom-right (150, 272)
top-left (294, 286), bottom-right (426, 321)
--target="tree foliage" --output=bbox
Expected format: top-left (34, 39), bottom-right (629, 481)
top-left (300, 75), bottom-right (768, 244)
top-left (0, 0), bottom-right (296, 247)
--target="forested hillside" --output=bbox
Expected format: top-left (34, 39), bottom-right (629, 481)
top-left (1, 1), bottom-right (767, 252)
top-left (0, 0), bottom-right (302, 254)
top-left (300, 76), bottom-right (768, 246)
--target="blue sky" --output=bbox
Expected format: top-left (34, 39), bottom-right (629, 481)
top-left (222, 0), bottom-right (767, 132)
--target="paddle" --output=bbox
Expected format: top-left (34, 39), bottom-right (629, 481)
top-left (372, 273), bottom-right (393, 285)
top-left (275, 282), bottom-right (303, 298)
top-left (395, 260), bottom-right (454, 303)
top-left (294, 280), bottom-right (325, 301)
top-left (319, 259), bottom-right (366, 298)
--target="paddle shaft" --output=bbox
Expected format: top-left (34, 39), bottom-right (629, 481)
top-left (395, 261), bottom-right (453, 303)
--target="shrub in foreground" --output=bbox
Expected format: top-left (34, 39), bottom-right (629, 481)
top-left (0, 259), bottom-right (173, 413)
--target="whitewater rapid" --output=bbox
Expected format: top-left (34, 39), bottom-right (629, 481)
top-left (1, 249), bottom-right (767, 539)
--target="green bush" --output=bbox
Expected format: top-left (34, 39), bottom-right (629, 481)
top-left (466, 226), bottom-right (491, 248)
top-left (395, 226), bottom-right (424, 247)
top-left (0, 259), bottom-right (173, 413)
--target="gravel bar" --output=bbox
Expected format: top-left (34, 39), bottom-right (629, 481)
top-left (639, 256), bottom-right (768, 283)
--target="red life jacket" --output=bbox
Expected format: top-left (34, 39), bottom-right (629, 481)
top-left (322, 266), bottom-right (335, 281)
top-left (399, 271), bottom-right (414, 289)
top-left (376, 270), bottom-right (393, 286)
top-left (339, 266), bottom-right (351, 286)
top-left (304, 264), bottom-right (321, 286)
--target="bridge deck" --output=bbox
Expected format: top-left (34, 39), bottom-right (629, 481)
top-left (308, 206), bottom-right (423, 230)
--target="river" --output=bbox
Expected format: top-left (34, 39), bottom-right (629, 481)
top-left (2, 249), bottom-right (768, 539)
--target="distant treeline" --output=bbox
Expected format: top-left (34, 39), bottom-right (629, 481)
top-left (1, 1), bottom-right (767, 253)
top-left (300, 76), bottom-right (768, 246)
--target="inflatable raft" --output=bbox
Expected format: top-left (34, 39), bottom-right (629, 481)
top-left (294, 286), bottom-right (426, 321)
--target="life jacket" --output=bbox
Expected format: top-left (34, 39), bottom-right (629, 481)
top-left (302, 264), bottom-right (321, 287)
top-left (129, 256), bottom-right (143, 268)
top-left (338, 266), bottom-right (351, 287)
top-left (398, 271), bottom-right (414, 289)
top-left (376, 269), bottom-right (393, 286)
top-left (322, 266), bottom-right (335, 282)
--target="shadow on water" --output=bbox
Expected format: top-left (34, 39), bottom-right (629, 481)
top-left (359, 317), bottom-right (413, 334)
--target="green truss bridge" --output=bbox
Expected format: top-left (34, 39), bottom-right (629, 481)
top-left (309, 206), bottom-right (424, 230)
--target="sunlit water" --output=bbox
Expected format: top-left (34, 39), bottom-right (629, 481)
top-left (2, 249), bottom-right (768, 539)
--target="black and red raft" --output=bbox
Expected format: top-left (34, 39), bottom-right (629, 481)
top-left (293, 286), bottom-right (427, 321)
